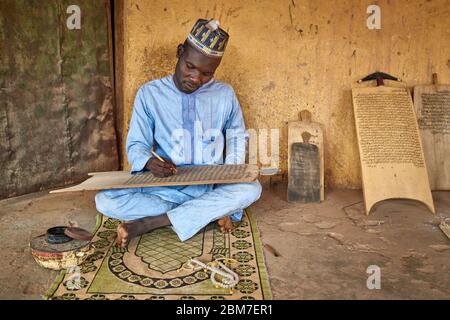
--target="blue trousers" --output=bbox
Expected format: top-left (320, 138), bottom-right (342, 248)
top-left (95, 181), bottom-right (262, 241)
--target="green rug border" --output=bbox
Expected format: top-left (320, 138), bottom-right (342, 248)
top-left (43, 208), bottom-right (272, 300)
top-left (246, 207), bottom-right (273, 300)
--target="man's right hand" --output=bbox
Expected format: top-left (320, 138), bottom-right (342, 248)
top-left (145, 157), bottom-right (177, 178)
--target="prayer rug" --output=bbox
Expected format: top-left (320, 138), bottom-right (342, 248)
top-left (45, 209), bottom-right (272, 300)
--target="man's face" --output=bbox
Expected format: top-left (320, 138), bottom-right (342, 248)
top-left (174, 43), bottom-right (222, 94)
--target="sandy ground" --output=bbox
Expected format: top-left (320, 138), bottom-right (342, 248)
top-left (0, 180), bottom-right (449, 300)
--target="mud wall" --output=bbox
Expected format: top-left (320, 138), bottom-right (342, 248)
top-left (120, 0), bottom-right (450, 188)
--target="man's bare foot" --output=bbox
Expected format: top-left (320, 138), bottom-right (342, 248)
top-left (217, 216), bottom-right (235, 233)
top-left (116, 223), bottom-right (131, 248)
top-left (116, 215), bottom-right (171, 248)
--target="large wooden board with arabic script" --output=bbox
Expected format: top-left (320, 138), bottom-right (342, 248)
top-left (50, 164), bottom-right (259, 193)
top-left (414, 85), bottom-right (450, 190)
top-left (287, 110), bottom-right (324, 202)
top-left (352, 86), bottom-right (435, 215)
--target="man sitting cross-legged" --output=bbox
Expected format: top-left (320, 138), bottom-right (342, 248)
top-left (95, 19), bottom-right (262, 247)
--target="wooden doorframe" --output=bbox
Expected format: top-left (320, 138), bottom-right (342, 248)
top-left (109, 0), bottom-right (125, 170)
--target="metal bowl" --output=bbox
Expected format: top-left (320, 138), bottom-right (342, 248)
top-left (46, 226), bottom-right (72, 244)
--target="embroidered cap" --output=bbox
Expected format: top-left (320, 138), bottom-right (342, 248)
top-left (187, 19), bottom-right (229, 58)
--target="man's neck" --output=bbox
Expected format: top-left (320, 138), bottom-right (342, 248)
top-left (172, 74), bottom-right (185, 93)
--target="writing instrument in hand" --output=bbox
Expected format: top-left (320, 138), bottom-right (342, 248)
top-left (151, 150), bottom-right (178, 174)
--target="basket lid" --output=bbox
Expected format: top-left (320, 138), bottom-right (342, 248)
top-left (30, 234), bottom-right (90, 253)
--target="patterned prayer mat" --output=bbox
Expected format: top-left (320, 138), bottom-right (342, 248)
top-left (45, 209), bottom-right (272, 300)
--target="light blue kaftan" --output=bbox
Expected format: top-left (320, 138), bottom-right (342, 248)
top-left (95, 75), bottom-right (261, 241)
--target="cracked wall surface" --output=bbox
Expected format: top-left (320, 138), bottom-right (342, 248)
top-left (0, 0), bottom-right (118, 199)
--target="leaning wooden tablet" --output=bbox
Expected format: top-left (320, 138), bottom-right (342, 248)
top-left (351, 86), bottom-right (435, 215)
top-left (413, 84), bottom-right (450, 190)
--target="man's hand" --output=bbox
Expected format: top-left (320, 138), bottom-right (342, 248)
top-left (145, 157), bottom-right (177, 178)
